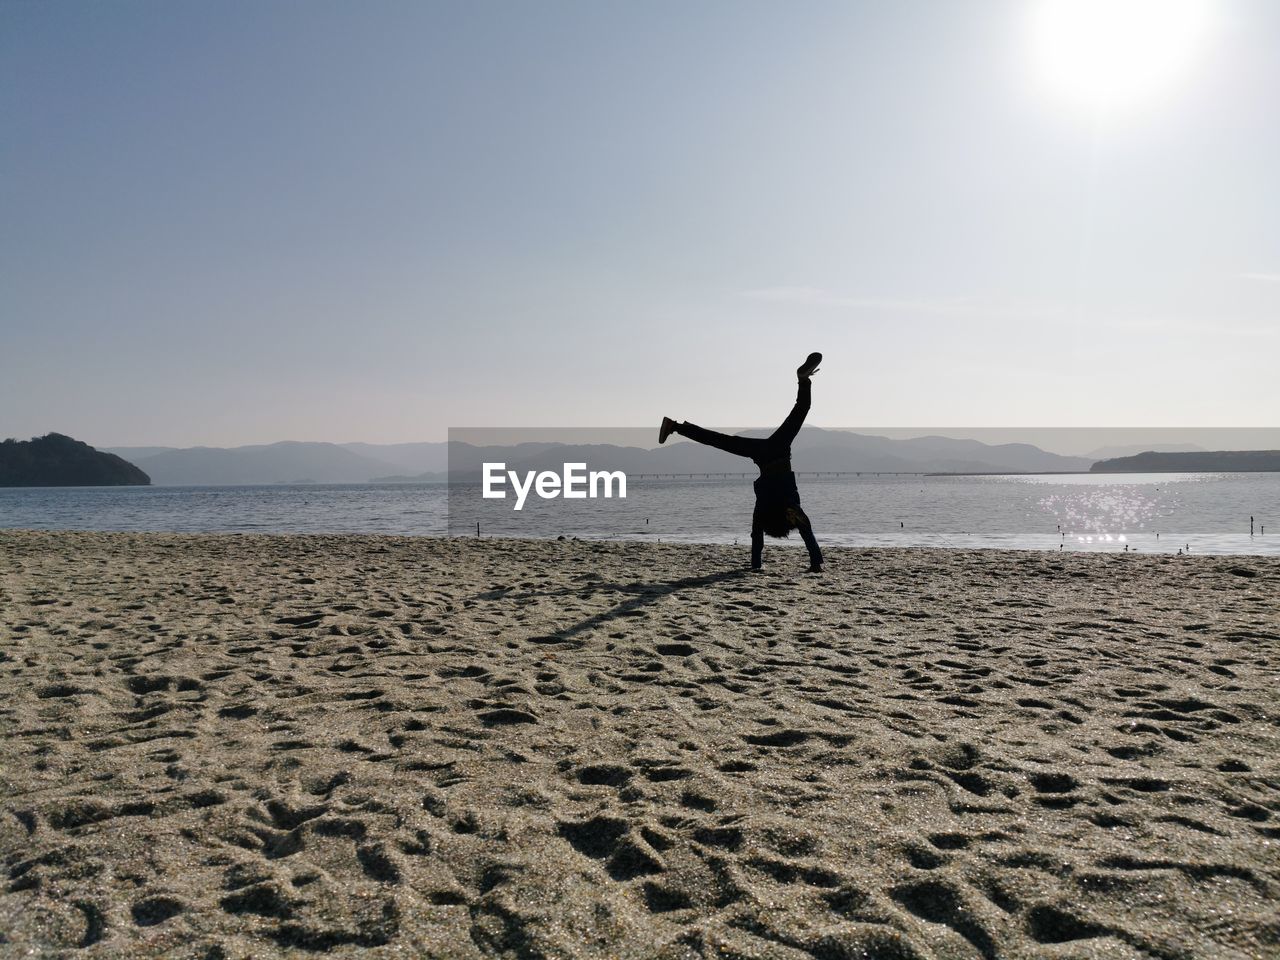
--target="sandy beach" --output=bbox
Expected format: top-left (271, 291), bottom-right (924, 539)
top-left (1, 531), bottom-right (1277, 959)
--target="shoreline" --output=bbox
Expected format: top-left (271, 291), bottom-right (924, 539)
top-left (3, 526), bottom-right (1278, 560)
top-left (2, 531), bottom-right (1277, 957)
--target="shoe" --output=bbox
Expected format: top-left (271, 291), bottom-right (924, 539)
top-left (659, 417), bottom-right (677, 444)
top-left (807, 562), bottom-right (823, 574)
top-left (797, 352), bottom-right (822, 378)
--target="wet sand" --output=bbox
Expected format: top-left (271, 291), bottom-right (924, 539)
top-left (1, 530), bottom-right (1277, 959)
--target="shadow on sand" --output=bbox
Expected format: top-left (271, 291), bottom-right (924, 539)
top-left (473, 568), bottom-right (749, 643)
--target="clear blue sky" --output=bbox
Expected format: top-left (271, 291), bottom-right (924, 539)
top-left (3, 0), bottom-right (1277, 446)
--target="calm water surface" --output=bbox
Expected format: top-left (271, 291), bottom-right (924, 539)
top-left (2, 473), bottom-right (1277, 556)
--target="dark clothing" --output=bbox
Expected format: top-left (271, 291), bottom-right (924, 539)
top-left (750, 472), bottom-right (822, 569)
top-left (675, 379), bottom-right (823, 569)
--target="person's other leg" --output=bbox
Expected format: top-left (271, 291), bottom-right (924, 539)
top-left (675, 421), bottom-right (765, 460)
top-left (792, 507), bottom-right (823, 570)
top-left (767, 377), bottom-right (812, 450)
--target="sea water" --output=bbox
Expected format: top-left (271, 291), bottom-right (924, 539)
top-left (1, 473), bottom-right (1277, 556)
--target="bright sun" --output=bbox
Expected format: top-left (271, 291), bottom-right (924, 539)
top-left (1029, 0), bottom-right (1214, 113)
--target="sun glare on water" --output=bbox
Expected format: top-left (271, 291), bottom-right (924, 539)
top-left (1029, 0), bottom-right (1215, 113)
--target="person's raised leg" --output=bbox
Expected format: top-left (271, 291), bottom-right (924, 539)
top-left (768, 359), bottom-right (819, 449)
top-left (662, 419), bottom-right (764, 460)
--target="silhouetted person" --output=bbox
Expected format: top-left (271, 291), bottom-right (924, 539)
top-left (659, 353), bottom-right (825, 572)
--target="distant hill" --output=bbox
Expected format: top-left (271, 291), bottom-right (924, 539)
top-left (812, 432), bottom-right (1094, 473)
top-left (340, 442), bottom-right (448, 475)
top-left (1083, 443), bottom-right (1204, 460)
top-left (1091, 450), bottom-right (1280, 473)
top-left (103, 446), bottom-right (180, 462)
top-left (1, 433), bottom-right (150, 487)
top-left (101, 442), bottom-right (450, 485)
top-left (105, 442), bottom-right (403, 486)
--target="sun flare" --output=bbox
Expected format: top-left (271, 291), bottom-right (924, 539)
top-left (1029, 0), bottom-right (1214, 113)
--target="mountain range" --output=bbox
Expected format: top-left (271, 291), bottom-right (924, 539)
top-left (104, 441), bottom-right (448, 485)
top-left (440, 430), bottom-right (1097, 479)
top-left (104, 431), bottom-right (1095, 485)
